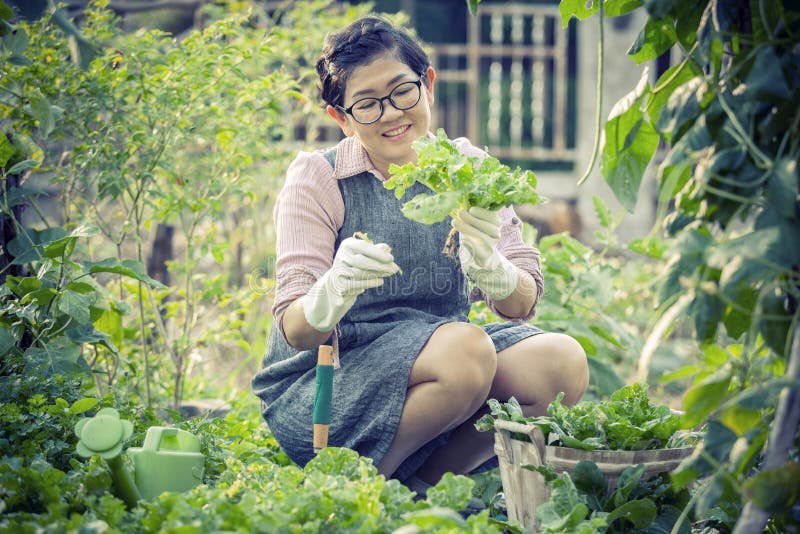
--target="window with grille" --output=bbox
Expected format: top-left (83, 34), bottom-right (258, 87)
top-left (429, 2), bottom-right (577, 169)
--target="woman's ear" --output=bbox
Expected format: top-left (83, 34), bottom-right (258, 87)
top-left (327, 105), bottom-right (355, 137)
top-left (424, 66), bottom-right (436, 105)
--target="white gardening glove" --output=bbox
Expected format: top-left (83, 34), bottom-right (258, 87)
top-left (300, 237), bottom-right (400, 332)
top-left (452, 206), bottom-right (518, 301)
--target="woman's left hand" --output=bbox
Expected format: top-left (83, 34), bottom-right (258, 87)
top-left (452, 206), bottom-right (518, 300)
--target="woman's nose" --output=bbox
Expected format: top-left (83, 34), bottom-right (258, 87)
top-left (380, 101), bottom-right (404, 121)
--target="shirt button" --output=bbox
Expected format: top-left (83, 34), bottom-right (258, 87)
top-left (511, 217), bottom-right (520, 225)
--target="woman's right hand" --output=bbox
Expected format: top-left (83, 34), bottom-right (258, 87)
top-left (299, 237), bottom-right (400, 333)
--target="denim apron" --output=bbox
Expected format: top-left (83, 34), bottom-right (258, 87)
top-left (252, 145), bottom-right (542, 480)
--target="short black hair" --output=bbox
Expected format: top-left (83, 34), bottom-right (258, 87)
top-left (315, 16), bottom-right (430, 108)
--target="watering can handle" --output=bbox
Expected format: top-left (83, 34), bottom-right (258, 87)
top-left (142, 426), bottom-right (177, 452)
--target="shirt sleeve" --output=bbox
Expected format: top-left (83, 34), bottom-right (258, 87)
top-left (451, 138), bottom-right (544, 321)
top-left (271, 151), bottom-right (344, 338)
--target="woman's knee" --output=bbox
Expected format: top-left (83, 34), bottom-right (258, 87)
top-left (550, 333), bottom-right (589, 405)
top-left (427, 322), bottom-right (497, 402)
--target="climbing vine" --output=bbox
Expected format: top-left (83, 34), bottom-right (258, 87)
top-left (558, 0), bottom-right (800, 531)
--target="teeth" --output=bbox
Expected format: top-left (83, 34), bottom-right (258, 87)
top-left (384, 125), bottom-right (408, 136)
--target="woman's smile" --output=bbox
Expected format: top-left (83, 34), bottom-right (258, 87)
top-left (382, 124), bottom-right (412, 139)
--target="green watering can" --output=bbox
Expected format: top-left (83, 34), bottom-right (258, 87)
top-left (74, 408), bottom-right (205, 508)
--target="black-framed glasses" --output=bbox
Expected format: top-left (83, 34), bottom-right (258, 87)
top-left (338, 79), bottom-right (423, 125)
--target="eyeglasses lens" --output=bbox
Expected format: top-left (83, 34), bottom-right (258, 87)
top-left (351, 81), bottom-right (421, 124)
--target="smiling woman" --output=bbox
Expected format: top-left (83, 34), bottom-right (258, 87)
top-left (251, 14), bottom-right (588, 496)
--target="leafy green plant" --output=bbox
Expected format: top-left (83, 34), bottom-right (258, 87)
top-left (477, 383), bottom-right (693, 451)
top-left (0, 380), bottom-right (508, 533)
top-left (534, 463), bottom-right (692, 534)
top-left (0, 224), bottom-right (164, 390)
top-left (1, 0), bottom-right (374, 409)
top-left (385, 128), bottom-right (542, 253)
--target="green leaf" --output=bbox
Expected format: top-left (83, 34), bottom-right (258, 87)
top-left (701, 344), bottom-right (728, 369)
top-left (6, 54), bottom-right (32, 66)
top-left (26, 287), bottom-right (57, 307)
top-left (70, 397), bottom-right (100, 415)
top-left (606, 498), bottom-right (657, 528)
top-left (23, 336), bottom-right (88, 375)
top-left (0, 1), bottom-right (13, 20)
top-left (85, 258), bottom-right (166, 288)
top-left (655, 76), bottom-right (705, 143)
top-left (66, 324), bottom-right (116, 355)
top-left (559, 0), bottom-right (598, 28)
top-left (4, 26), bottom-right (28, 54)
top-left (400, 191), bottom-right (461, 225)
top-left (718, 255), bottom-right (761, 339)
top-left (717, 404), bottom-right (762, 436)
top-left (613, 464), bottom-right (645, 506)
top-left (6, 159), bottom-right (41, 174)
top-left (403, 507), bottom-right (468, 529)
top-left (742, 462), bottom-right (800, 513)
top-left (0, 325), bottom-right (15, 355)
top-left (466, 0), bottom-right (481, 17)
top-left (682, 366), bottom-right (731, 428)
top-left (758, 284), bottom-right (794, 358)
top-left (535, 474), bottom-right (592, 529)
top-left (646, 63), bottom-right (698, 125)
top-left (592, 195), bottom-right (614, 229)
top-left (386, 129), bottom-right (540, 228)
top-left (604, 0), bottom-right (643, 17)
top-left (719, 378), bottom-right (800, 411)
top-left (0, 133), bottom-right (17, 168)
top-left (766, 158), bottom-right (798, 219)
top-left (688, 290), bottom-right (723, 343)
top-left (571, 461), bottom-right (606, 510)
top-left (94, 306), bottom-right (124, 349)
top-left (628, 236), bottom-right (666, 259)
top-left (426, 472), bottom-right (474, 510)
top-left (27, 90), bottom-right (55, 139)
top-left (744, 46), bottom-right (792, 101)
top-left (602, 115), bottom-right (659, 213)
top-left (628, 18), bottom-right (677, 64)
top-left (601, 68), bottom-right (659, 212)
top-left (6, 275), bottom-right (41, 297)
top-left (57, 289), bottom-right (93, 325)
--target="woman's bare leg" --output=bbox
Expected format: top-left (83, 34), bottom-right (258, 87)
top-left (413, 332), bottom-right (588, 482)
top-left (376, 322), bottom-right (497, 477)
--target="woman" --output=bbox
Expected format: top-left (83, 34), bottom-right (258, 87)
top-left (252, 15), bottom-right (588, 491)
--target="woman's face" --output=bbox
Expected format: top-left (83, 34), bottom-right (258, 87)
top-left (327, 54), bottom-right (435, 176)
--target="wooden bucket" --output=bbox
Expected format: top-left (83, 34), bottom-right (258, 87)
top-left (493, 419), bottom-right (694, 533)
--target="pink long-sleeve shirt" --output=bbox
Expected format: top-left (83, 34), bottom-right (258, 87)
top-left (271, 134), bottom-right (544, 335)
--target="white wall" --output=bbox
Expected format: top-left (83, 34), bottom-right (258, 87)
top-left (535, 10), bottom-right (658, 244)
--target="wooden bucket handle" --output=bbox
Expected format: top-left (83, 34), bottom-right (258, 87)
top-left (494, 419), bottom-right (547, 466)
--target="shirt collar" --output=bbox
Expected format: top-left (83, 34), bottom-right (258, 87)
top-left (330, 131), bottom-right (436, 181)
top-left (332, 136), bottom-right (382, 181)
